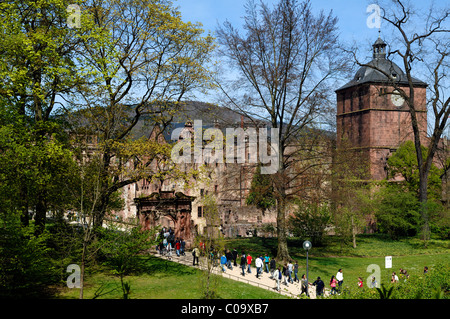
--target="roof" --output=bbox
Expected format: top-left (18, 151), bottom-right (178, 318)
top-left (336, 38), bottom-right (427, 92)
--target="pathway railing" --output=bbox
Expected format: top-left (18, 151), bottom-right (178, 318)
top-left (151, 250), bottom-right (300, 299)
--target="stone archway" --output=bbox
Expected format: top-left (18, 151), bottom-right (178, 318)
top-left (134, 191), bottom-right (195, 245)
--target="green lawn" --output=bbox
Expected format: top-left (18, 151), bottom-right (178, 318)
top-left (56, 255), bottom-right (287, 299)
top-left (224, 234), bottom-right (450, 289)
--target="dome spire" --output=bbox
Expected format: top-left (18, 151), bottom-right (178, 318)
top-left (372, 35), bottom-right (387, 59)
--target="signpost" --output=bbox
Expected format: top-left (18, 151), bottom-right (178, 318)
top-left (385, 256), bottom-right (392, 269)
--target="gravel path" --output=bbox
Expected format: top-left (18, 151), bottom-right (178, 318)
top-left (152, 250), bottom-right (331, 299)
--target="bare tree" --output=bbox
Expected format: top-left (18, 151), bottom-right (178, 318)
top-left (352, 0), bottom-right (450, 242)
top-left (216, 0), bottom-right (349, 261)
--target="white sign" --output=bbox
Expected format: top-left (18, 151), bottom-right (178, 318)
top-left (385, 256), bottom-right (392, 269)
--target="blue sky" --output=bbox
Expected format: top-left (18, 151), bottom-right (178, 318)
top-left (176, 0), bottom-right (388, 49)
top-left (175, 0), bottom-right (448, 58)
top-left (174, 0), bottom-right (450, 135)
top-left (175, 0), bottom-right (386, 102)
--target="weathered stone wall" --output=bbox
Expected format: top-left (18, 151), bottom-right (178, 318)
top-left (219, 205), bottom-right (277, 238)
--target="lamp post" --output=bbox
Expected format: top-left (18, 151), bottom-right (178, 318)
top-left (303, 240), bottom-right (312, 297)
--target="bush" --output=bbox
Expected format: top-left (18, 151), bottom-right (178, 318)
top-left (334, 263), bottom-right (450, 299)
top-left (288, 201), bottom-right (331, 246)
top-left (0, 213), bottom-right (58, 297)
top-left (391, 263), bottom-right (450, 299)
top-left (375, 186), bottom-right (422, 239)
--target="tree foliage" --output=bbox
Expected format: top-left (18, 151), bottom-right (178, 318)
top-left (381, 141), bottom-right (449, 239)
top-left (288, 201), bottom-right (331, 246)
top-left (375, 185), bottom-right (422, 239)
top-left (0, 0), bottom-right (213, 298)
top-left (65, 0), bottom-right (215, 229)
top-left (387, 141), bottom-right (443, 200)
top-left (0, 212), bottom-right (57, 297)
top-left (246, 164), bottom-right (275, 212)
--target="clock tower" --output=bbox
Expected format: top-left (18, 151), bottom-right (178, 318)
top-left (335, 37), bottom-right (428, 181)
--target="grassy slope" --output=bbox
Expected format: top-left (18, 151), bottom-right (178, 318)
top-left (224, 235), bottom-right (450, 288)
top-left (56, 255), bottom-right (287, 299)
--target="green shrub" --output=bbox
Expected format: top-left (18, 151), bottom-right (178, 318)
top-left (334, 262), bottom-right (450, 299)
top-left (0, 213), bottom-right (58, 297)
top-left (375, 186), bottom-right (422, 239)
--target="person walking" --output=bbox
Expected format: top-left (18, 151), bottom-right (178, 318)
top-left (300, 274), bottom-right (308, 296)
top-left (240, 253), bottom-right (247, 276)
top-left (269, 258), bottom-right (276, 278)
top-left (175, 241), bottom-right (181, 257)
top-left (313, 277), bottom-right (325, 297)
top-left (264, 254), bottom-right (270, 273)
top-left (274, 267), bottom-right (282, 291)
top-left (192, 247), bottom-right (200, 266)
top-left (232, 248), bottom-right (238, 267)
top-left (282, 264), bottom-right (289, 287)
top-left (287, 261), bottom-right (293, 284)
top-left (220, 254), bottom-right (227, 272)
top-left (225, 249), bottom-right (233, 270)
top-left (336, 269), bottom-right (344, 293)
top-left (255, 255), bottom-right (263, 278)
top-left (246, 254), bottom-right (252, 274)
top-left (330, 275), bottom-right (337, 295)
top-left (293, 261), bottom-right (299, 283)
top-left (180, 238), bottom-right (186, 256)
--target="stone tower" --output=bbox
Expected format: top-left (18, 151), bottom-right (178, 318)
top-left (335, 37), bottom-right (428, 180)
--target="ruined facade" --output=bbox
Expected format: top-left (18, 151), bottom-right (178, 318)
top-left (116, 116), bottom-right (280, 247)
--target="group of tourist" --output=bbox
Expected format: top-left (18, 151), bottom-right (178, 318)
top-left (164, 243), bottom-right (431, 298)
top-left (390, 267), bottom-right (411, 283)
top-left (311, 269), bottom-right (345, 296)
top-left (155, 227), bottom-right (186, 257)
top-left (237, 252), bottom-right (272, 278)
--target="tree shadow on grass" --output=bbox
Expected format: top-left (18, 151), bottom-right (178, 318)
top-left (140, 255), bottom-right (197, 277)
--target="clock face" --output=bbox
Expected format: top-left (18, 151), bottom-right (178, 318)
top-left (391, 90), bottom-right (405, 107)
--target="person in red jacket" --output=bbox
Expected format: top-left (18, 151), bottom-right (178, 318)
top-left (175, 241), bottom-right (181, 257)
top-left (246, 254), bottom-right (252, 273)
top-left (358, 277), bottom-right (363, 288)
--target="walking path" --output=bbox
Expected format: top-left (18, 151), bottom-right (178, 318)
top-left (151, 249), bottom-right (331, 299)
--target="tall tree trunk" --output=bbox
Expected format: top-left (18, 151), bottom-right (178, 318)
top-left (352, 216), bottom-right (356, 249)
top-left (19, 183), bottom-right (29, 227)
top-left (79, 240), bottom-right (86, 299)
top-left (276, 187), bottom-right (291, 263)
top-left (418, 171), bottom-right (430, 243)
top-left (34, 192), bottom-right (47, 236)
top-left (93, 194), bottom-right (109, 231)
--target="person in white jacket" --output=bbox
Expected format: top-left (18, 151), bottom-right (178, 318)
top-left (255, 256), bottom-right (263, 278)
top-left (336, 269), bottom-right (344, 293)
top-left (274, 267), bottom-right (281, 291)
